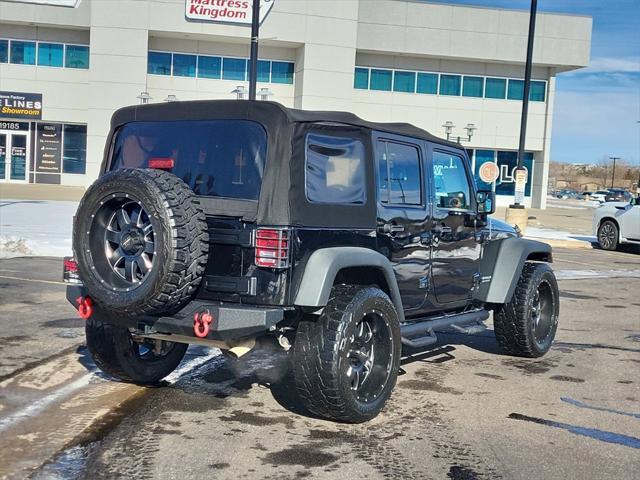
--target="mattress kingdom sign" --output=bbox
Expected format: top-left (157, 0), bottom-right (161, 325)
top-left (185, 0), bottom-right (274, 25)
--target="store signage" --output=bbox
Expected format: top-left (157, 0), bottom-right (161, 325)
top-left (185, 0), bottom-right (274, 25)
top-left (514, 168), bottom-right (528, 204)
top-left (478, 161), bottom-right (499, 183)
top-left (0, 92), bottom-right (42, 120)
top-left (0, 121), bottom-right (30, 131)
top-left (35, 123), bottom-right (62, 173)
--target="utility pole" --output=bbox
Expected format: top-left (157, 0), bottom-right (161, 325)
top-left (505, 0), bottom-right (537, 233)
top-left (609, 156), bottom-right (620, 188)
top-left (248, 0), bottom-right (260, 101)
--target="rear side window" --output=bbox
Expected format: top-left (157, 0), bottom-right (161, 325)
top-left (377, 140), bottom-right (422, 205)
top-left (305, 133), bottom-right (366, 204)
top-left (111, 120), bottom-right (266, 200)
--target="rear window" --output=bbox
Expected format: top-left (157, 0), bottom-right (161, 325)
top-left (110, 120), bottom-right (267, 200)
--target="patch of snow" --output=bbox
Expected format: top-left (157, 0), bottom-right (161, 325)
top-left (556, 269), bottom-right (640, 280)
top-left (0, 199), bottom-right (77, 258)
top-left (525, 227), bottom-right (596, 243)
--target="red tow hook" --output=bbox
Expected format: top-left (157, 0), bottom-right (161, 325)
top-left (193, 311), bottom-right (214, 338)
top-left (76, 296), bottom-right (94, 320)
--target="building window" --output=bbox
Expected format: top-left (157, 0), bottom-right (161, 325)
top-left (64, 45), bottom-right (89, 69)
top-left (63, 124), bottom-right (87, 174)
top-left (473, 149), bottom-right (496, 191)
top-left (462, 76), bottom-right (484, 98)
top-left (271, 61), bottom-right (294, 84)
top-left (507, 79), bottom-right (524, 100)
top-left (485, 77), bottom-right (506, 99)
top-left (37, 43), bottom-right (64, 67)
top-left (222, 57), bottom-right (247, 81)
top-left (530, 80), bottom-right (546, 102)
top-left (305, 133), bottom-right (366, 205)
top-left (416, 72), bottom-right (438, 94)
top-left (256, 60), bottom-right (271, 82)
top-left (393, 71), bottom-right (416, 93)
top-left (370, 69), bottom-right (392, 91)
top-left (378, 141), bottom-right (422, 205)
top-left (495, 151), bottom-right (534, 197)
top-left (10, 40), bottom-right (36, 65)
top-left (173, 53), bottom-right (197, 77)
top-left (354, 67), bottom-right (369, 89)
top-left (439, 74), bottom-right (461, 96)
top-left (148, 51), bottom-right (172, 75)
top-left (198, 55), bottom-right (221, 79)
top-left (0, 39), bottom-right (7, 63)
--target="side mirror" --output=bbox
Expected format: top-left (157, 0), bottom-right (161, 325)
top-left (476, 190), bottom-right (496, 215)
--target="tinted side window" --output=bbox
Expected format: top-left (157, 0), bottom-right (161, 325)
top-left (433, 151), bottom-right (472, 210)
top-left (378, 141), bottom-right (422, 205)
top-left (111, 120), bottom-right (266, 200)
top-left (305, 133), bottom-right (365, 205)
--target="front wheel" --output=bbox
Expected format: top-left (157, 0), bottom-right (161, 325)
top-left (291, 285), bottom-right (401, 423)
top-left (597, 220), bottom-right (619, 251)
top-left (493, 262), bottom-right (559, 358)
top-left (86, 309), bottom-right (187, 384)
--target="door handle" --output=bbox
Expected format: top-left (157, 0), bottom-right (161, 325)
top-left (378, 223), bottom-right (405, 234)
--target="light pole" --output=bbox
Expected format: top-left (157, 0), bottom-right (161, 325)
top-left (442, 122), bottom-right (477, 143)
top-left (609, 156), bottom-right (620, 188)
top-left (248, 0), bottom-right (260, 100)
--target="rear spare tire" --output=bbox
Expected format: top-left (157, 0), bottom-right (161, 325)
top-left (73, 168), bottom-right (209, 316)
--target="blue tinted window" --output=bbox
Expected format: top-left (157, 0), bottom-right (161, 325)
top-left (63, 124), bottom-right (87, 174)
top-left (439, 74), bottom-right (461, 96)
top-left (507, 79), bottom-right (524, 100)
top-left (485, 77), bottom-right (506, 99)
top-left (173, 53), bottom-right (196, 77)
top-left (378, 141), bottom-right (422, 205)
top-left (198, 55), bottom-right (221, 79)
top-left (147, 51), bottom-right (172, 75)
top-left (393, 71), bottom-right (416, 93)
top-left (354, 67), bottom-right (369, 89)
top-left (370, 69), bottom-right (392, 91)
top-left (222, 58), bottom-right (246, 80)
top-left (0, 40), bottom-right (7, 63)
top-left (495, 151), bottom-right (534, 196)
top-left (530, 81), bottom-right (546, 101)
top-left (10, 41), bottom-right (36, 65)
top-left (462, 76), bottom-right (484, 97)
top-left (38, 43), bottom-right (64, 67)
top-left (416, 72), bottom-right (438, 94)
top-left (474, 149), bottom-right (496, 191)
top-left (257, 60), bottom-right (271, 82)
top-left (271, 61), bottom-right (294, 84)
top-left (65, 45), bottom-right (89, 69)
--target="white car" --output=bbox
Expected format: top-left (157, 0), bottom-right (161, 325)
top-left (589, 190), bottom-right (610, 203)
top-left (593, 197), bottom-right (640, 251)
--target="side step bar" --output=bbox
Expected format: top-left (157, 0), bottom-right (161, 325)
top-left (400, 309), bottom-right (490, 349)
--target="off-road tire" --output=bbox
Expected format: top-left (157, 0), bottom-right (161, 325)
top-left (597, 220), bottom-right (619, 251)
top-left (291, 285), bottom-right (401, 423)
top-left (74, 168), bottom-right (209, 316)
top-left (493, 262), bottom-right (559, 357)
top-left (85, 310), bottom-right (188, 383)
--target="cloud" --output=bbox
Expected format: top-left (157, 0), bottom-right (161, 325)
top-left (565, 56), bottom-right (640, 76)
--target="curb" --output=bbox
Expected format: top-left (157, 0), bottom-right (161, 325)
top-left (524, 237), bottom-right (594, 250)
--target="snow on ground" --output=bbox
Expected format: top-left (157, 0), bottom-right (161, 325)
top-left (0, 199), bottom-right (77, 258)
top-left (525, 226), bottom-right (595, 244)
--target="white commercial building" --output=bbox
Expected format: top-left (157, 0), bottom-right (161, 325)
top-left (0, 0), bottom-right (591, 207)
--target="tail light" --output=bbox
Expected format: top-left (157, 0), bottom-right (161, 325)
top-left (148, 157), bottom-right (175, 169)
top-left (254, 228), bottom-right (290, 268)
top-left (63, 256), bottom-right (82, 284)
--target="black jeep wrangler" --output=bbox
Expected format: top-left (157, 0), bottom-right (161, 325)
top-left (65, 100), bottom-right (559, 423)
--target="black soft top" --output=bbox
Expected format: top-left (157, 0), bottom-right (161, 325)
top-left (106, 100), bottom-right (460, 227)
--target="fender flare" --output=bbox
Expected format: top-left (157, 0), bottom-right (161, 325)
top-left (473, 237), bottom-right (553, 304)
top-left (294, 247), bottom-right (405, 322)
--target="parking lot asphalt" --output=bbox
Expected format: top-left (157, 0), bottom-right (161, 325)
top-left (1, 248), bottom-right (639, 479)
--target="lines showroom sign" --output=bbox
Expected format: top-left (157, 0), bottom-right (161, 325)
top-left (185, 0), bottom-right (274, 25)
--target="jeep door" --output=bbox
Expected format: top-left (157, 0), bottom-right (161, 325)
top-left (427, 144), bottom-right (481, 306)
top-left (375, 134), bottom-right (432, 312)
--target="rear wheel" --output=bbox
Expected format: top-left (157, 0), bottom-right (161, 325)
top-left (597, 220), bottom-right (619, 251)
top-left (85, 310), bottom-right (187, 383)
top-left (493, 263), bottom-right (559, 358)
top-left (291, 285), bottom-right (401, 423)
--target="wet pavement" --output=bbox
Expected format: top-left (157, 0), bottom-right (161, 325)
top-left (0, 248), bottom-right (639, 479)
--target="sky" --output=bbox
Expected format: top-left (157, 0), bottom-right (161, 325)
top-left (426, 0), bottom-right (640, 166)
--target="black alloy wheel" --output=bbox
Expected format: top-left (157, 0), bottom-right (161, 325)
top-left (530, 279), bottom-right (556, 350)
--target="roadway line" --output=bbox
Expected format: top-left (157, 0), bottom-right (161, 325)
top-left (0, 275), bottom-right (66, 286)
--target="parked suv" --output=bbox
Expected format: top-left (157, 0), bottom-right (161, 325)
top-left (65, 101), bottom-right (559, 423)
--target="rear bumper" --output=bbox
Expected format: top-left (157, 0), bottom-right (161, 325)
top-left (66, 285), bottom-right (283, 340)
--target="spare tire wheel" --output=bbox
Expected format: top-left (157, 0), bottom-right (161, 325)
top-left (73, 168), bottom-right (209, 316)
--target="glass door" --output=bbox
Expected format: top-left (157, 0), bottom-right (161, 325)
top-left (0, 134), bottom-right (6, 180)
top-left (1, 133), bottom-right (29, 182)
